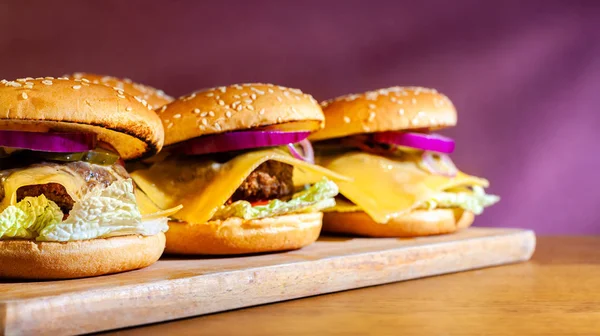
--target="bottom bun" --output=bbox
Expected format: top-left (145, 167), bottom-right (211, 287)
top-left (323, 209), bottom-right (474, 237)
top-left (0, 233), bottom-right (166, 280)
top-left (165, 212), bottom-right (323, 255)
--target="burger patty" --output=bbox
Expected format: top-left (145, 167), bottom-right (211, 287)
top-left (3, 161), bottom-right (130, 213)
top-left (229, 161), bottom-right (294, 203)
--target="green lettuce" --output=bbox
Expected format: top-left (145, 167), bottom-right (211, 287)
top-left (421, 186), bottom-right (500, 215)
top-left (38, 179), bottom-right (168, 241)
top-left (0, 195), bottom-right (63, 239)
top-left (211, 178), bottom-right (339, 221)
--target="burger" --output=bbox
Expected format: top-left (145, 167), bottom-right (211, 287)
top-left (67, 72), bottom-right (174, 110)
top-left (0, 76), bottom-right (178, 279)
top-left (130, 83), bottom-right (349, 254)
top-left (310, 86), bottom-right (499, 237)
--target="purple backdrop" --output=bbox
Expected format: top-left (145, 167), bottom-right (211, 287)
top-left (1, 1), bottom-right (599, 234)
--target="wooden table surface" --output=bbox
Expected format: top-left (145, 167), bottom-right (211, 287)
top-left (106, 236), bottom-right (600, 335)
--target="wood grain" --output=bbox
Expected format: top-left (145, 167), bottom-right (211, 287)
top-left (0, 228), bottom-right (534, 335)
top-left (106, 236), bottom-right (600, 336)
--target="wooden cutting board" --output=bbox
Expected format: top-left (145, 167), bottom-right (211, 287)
top-left (0, 227), bottom-right (535, 335)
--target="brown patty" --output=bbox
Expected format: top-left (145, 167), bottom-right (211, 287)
top-left (8, 162), bottom-right (130, 213)
top-left (229, 161), bottom-right (294, 203)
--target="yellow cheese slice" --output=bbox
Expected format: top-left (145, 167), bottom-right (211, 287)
top-left (0, 165), bottom-right (88, 211)
top-left (318, 152), bottom-right (489, 223)
top-left (130, 148), bottom-right (351, 225)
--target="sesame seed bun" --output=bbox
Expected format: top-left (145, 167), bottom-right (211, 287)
top-left (158, 83), bottom-right (324, 146)
top-left (322, 209), bottom-right (474, 237)
top-left (0, 233), bottom-right (166, 279)
top-left (310, 86), bottom-right (457, 141)
top-left (67, 73), bottom-right (174, 110)
top-left (164, 213), bottom-right (322, 255)
top-left (0, 77), bottom-right (165, 160)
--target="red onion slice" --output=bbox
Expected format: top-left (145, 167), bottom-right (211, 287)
top-left (287, 139), bottom-right (315, 163)
top-left (178, 131), bottom-right (311, 155)
top-left (420, 151), bottom-right (458, 177)
top-left (0, 130), bottom-right (97, 153)
top-left (373, 131), bottom-right (455, 154)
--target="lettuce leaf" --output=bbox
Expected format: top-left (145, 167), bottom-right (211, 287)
top-left (0, 195), bottom-right (63, 239)
top-left (37, 179), bottom-right (168, 241)
top-left (211, 178), bottom-right (339, 221)
top-left (421, 186), bottom-right (499, 215)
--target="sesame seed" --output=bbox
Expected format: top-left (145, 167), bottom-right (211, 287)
top-left (218, 87), bottom-right (226, 93)
top-left (202, 118), bottom-right (208, 126)
top-left (291, 106), bottom-right (297, 114)
top-left (368, 104), bottom-right (376, 109)
top-left (72, 85), bottom-right (82, 90)
top-left (368, 111), bottom-right (376, 121)
top-left (199, 125), bottom-right (206, 130)
top-left (208, 111), bottom-right (215, 117)
top-left (193, 108), bottom-right (201, 114)
top-left (126, 107), bottom-right (133, 112)
top-left (167, 123), bottom-right (174, 129)
top-left (74, 79), bottom-right (82, 82)
top-left (363, 125), bottom-right (371, 131)
top-left (232, 101), bottom-right (241, 108)
top-left (200, 112), bottom-right (208, 117)
top-left (247, 105), bottom-right (254, 111)
top-left (399, 109), bottom-right (405, 115)
top-left (0, 79), bottom-right (6, 84)
top-left (35, 77), bottom-right (44, 80)
top-left (160, 105), bottom-right (167, 113)
top-left (215, 95), bottom-right (220, 100)
top-left (250, 87), bottom-right (265, 95)
top-left (225, 111), bottom-right (232, 118)
top-left (244, 99), bottom-right (252, 104)
top-left (206, 92), bottom-right (214, 97)
top-left (277, 117), bottom-right (282, 123)
top-left (283, 91), bottom-right (290, 97)
top-left (233, 95), bottom-right (241, 99)
top-left (343, 116), bottom-right (351, 123)
top-left (233, 85), bottom-right (243, 90)
top-left (259, 108), bottom-right (265, 115)
top-left (251, 93), bottom-right (257, 100)
top-left (81, 78), bottom-right (90, 83)
top-left (295, 96), bottom-right (301, 100)
top-left (21, 92), bottom-right (28, 99)
top-left (236, 105), bottom-right (243, 111)
top-left (218, 100), bottom-right (225, 106)
top-left (276, 96), bottom-right (283, 102)
top-left (412, 98), bottom-right (417, 105)
top-left (173, 113), bottom-right (182, 118)
top-left (16, 78), bottom-right (27, 83)
top-left (214, 123), bottom-right (222, 130)
top-left (6, 81), bottom-right (21, 87)
top-left (42, 80), bottom-right (53, 85)
top-left (57, 77), bottom-right (68, 80)
top-left (117, 94), bottom-right (126, 99)
top-left (241, 92), bottom-right (248, 97)
top-left (45, 76), bottom-right (54, 80)
top-left (267, 88), bottom-right (274, 94)
top-left (390, 97), bottom-right (397, 102)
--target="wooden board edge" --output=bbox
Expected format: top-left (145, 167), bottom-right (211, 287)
top-left (4, 229), bottom-right (536, 335)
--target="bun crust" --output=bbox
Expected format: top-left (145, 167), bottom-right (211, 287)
top-left (322, 209), bottom-right (474, 237)
top-left (311, 86), bottom-right (457, 141)
top-left (165, 213), bottom-right (323, 255)
top-left (68, 73), bottom-right (174, 110)
top-left (158, 83), bottom-right (324, 146)
top-left (0, 233), bottom-right (166, 279)
top-left (0, 77), bottom-right (165, 160)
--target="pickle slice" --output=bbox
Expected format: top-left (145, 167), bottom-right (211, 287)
top-left (37, 149), bottom-right (119, 165)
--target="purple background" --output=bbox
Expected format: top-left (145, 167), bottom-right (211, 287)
top-left (1, 1), bottom-right (599, 234)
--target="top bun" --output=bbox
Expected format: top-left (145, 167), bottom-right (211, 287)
top-left (159, 83), bottom-right (324, 146)
top-left (67, 73), bottom-right (174, 110)
top-left (0, 77), bottom-right (164, 160)
top-left (310, 86), bottom-right (457, 141)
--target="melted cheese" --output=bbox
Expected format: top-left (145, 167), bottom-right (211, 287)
top-left (130, 148), bottom-right (350, 225)
top-left (318, 152), bottom-right (489, 223)
top-left (0, 166), bottom-right (87, 211)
